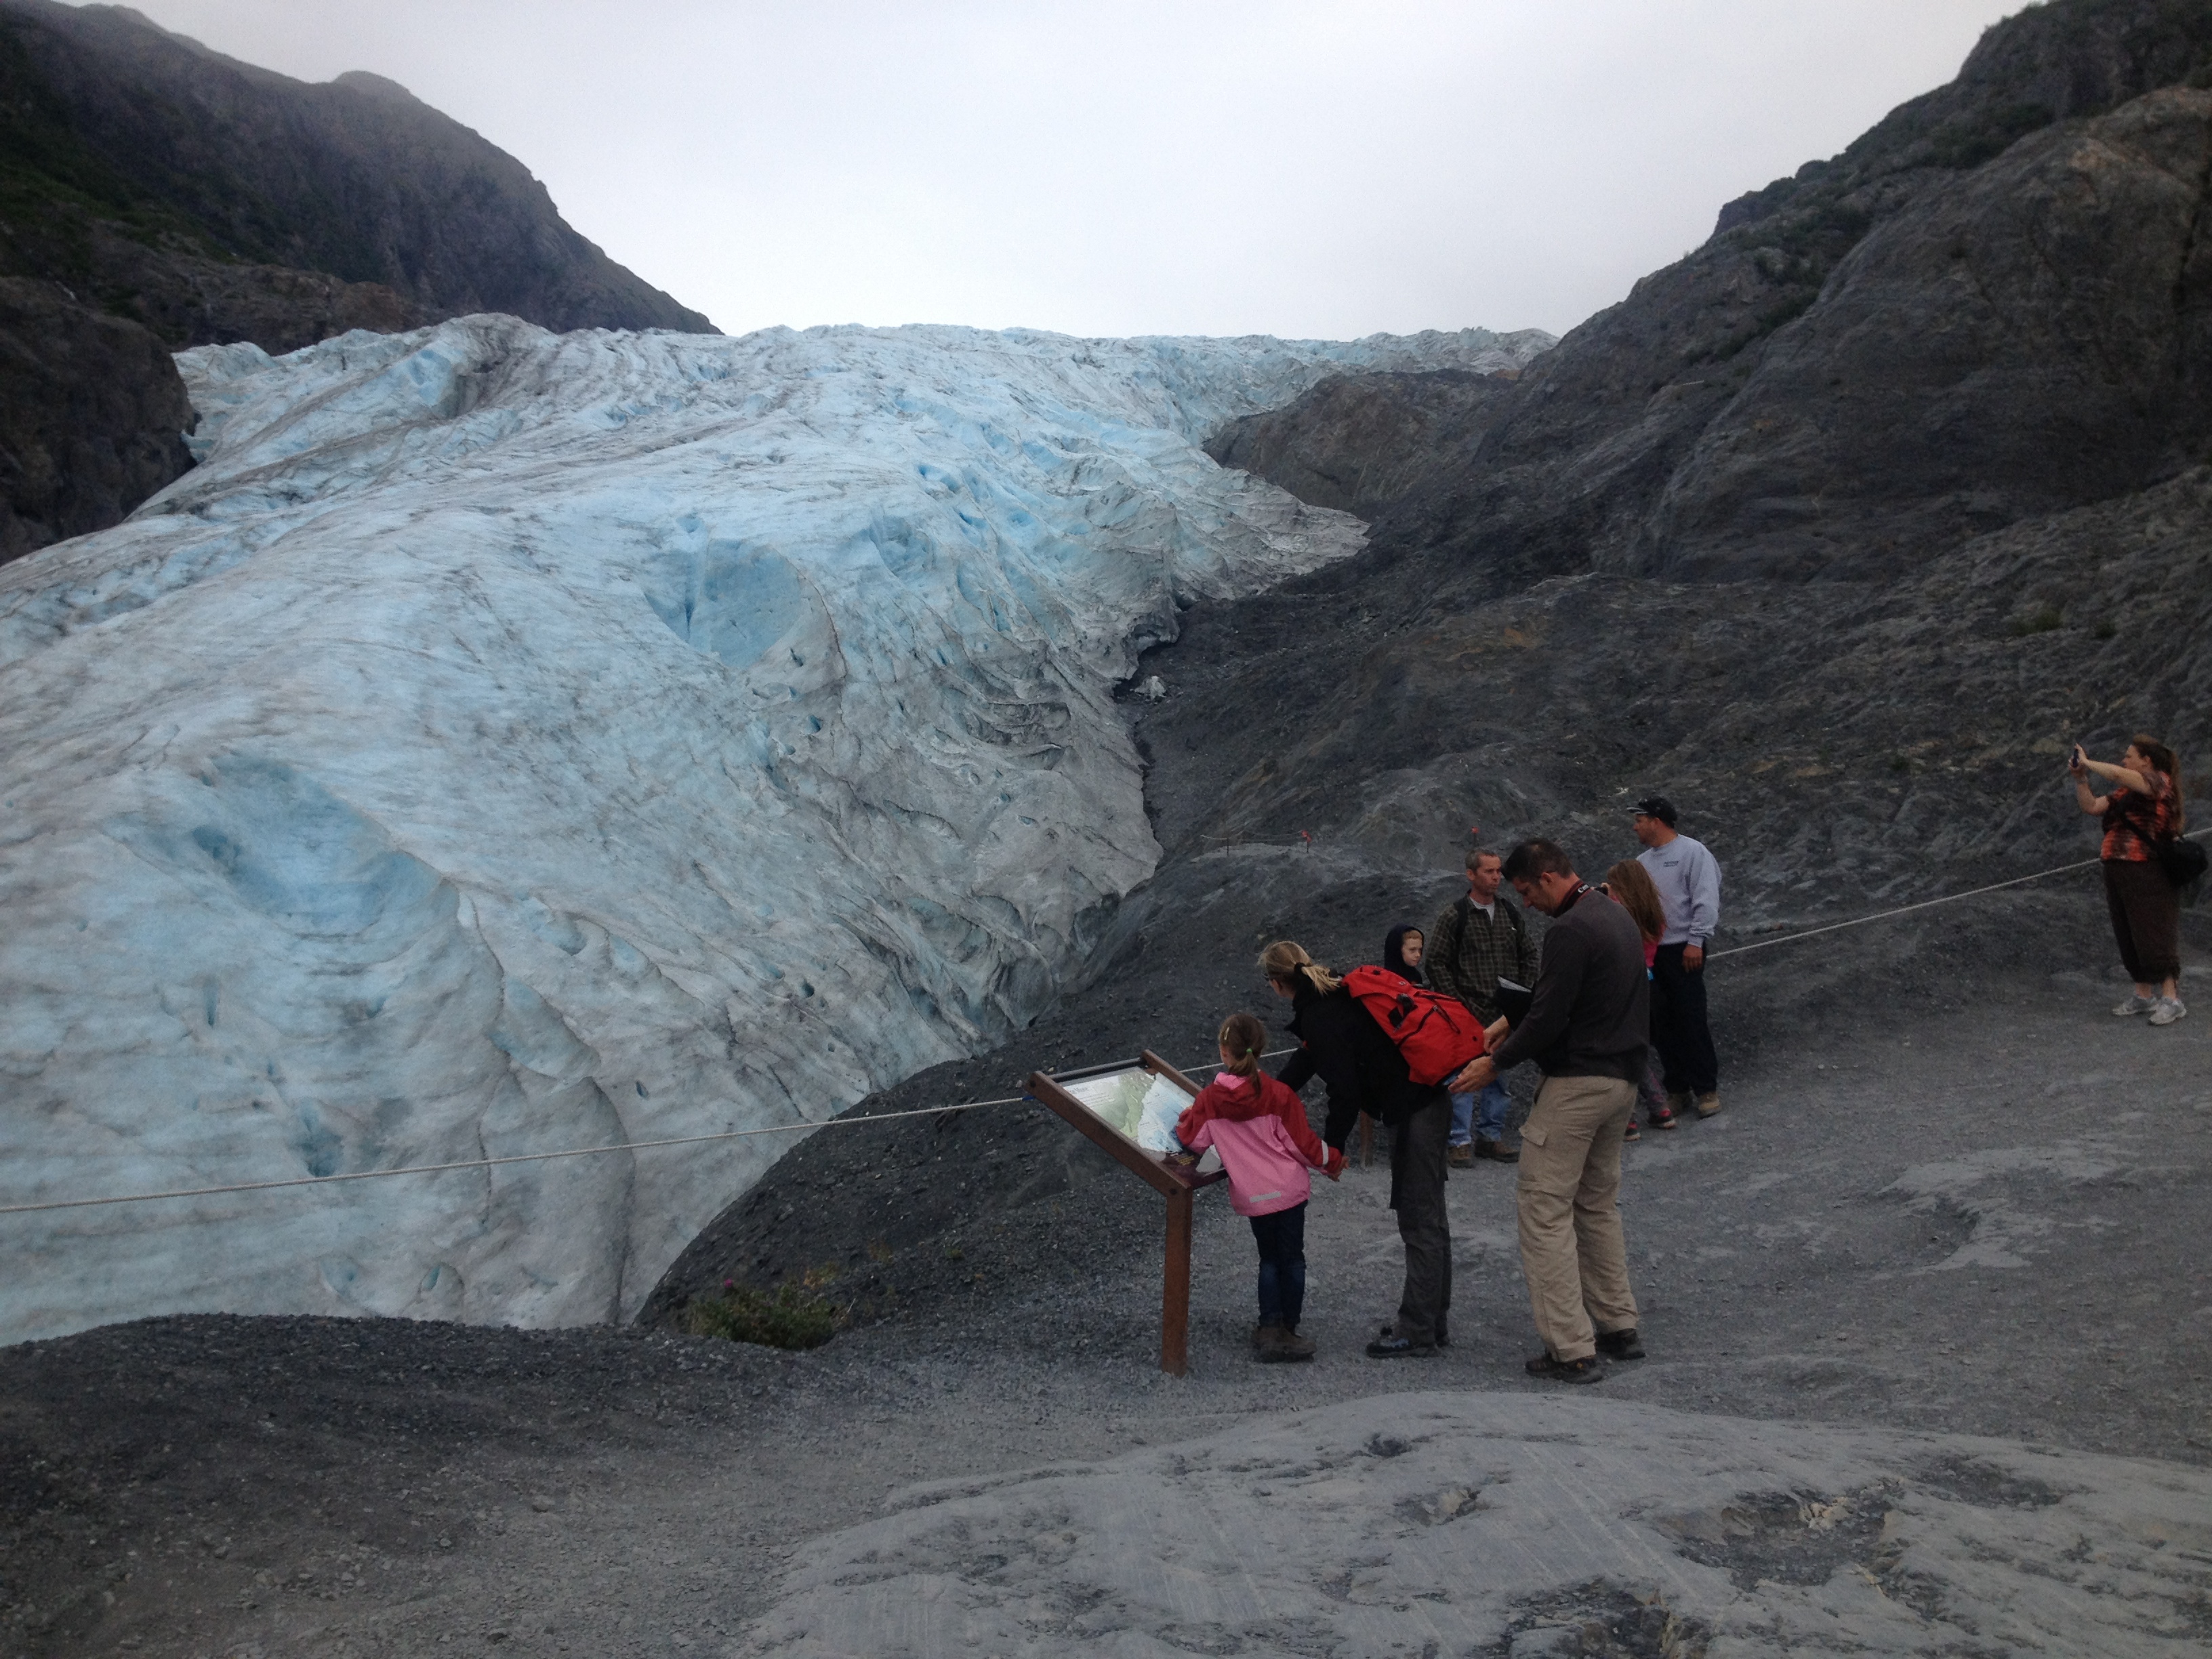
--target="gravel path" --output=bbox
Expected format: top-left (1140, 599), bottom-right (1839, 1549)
top-left (5, 938), bottom-right (2206, 1657)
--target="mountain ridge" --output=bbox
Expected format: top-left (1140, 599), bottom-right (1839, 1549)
top-left (1209, 0), bottom-right (2212, 586)
top-left (0, 0), bottom-right (715, 345)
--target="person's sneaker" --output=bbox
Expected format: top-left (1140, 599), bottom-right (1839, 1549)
top-left (1474, 1137), bottom-right (1520, 1164)
top-left (1622, 1119), bottom-right (1642, 1143)
top-left (2150, 996), bottom-right (2188, 1027)
top-left (1525, 1351), bottom-right (1604, 1384)
top-left (1694, 1091), bottom-right (1722, 1118)
top-left (1366, 1326), bottom-right (1439, 1359)
top-left (1447, 1143), bottom-right (1474, 1168)
top-left (1595, 1328), bottom-right (1646, 1361)
top-left (2113, 993), bottom-right (2157, 1017)
top-left (1650, 1104), bottom-right (1679, 1130)
top-left (1277, 1327), bottom-right (1316, 1361)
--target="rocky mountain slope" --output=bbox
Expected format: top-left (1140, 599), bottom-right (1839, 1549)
top-left (667, 0), bottom-right (2212, 1342)
top-left (0, 319), bottom-right (1547, 1343)
top-left (0, 0), bottom-right (717, 562)
top-left (1210, 0), bottom-right (2212, 584)
top-left (0, 273), bottom-right (192, 560)
top-left (0, 0), bottom-right (712, 346)
top-left (1166, 1), bottom-right (2211, 938)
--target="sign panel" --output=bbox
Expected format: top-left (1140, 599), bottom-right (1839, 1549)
top-left (1058, 1065), bottom-right (1221, 1169)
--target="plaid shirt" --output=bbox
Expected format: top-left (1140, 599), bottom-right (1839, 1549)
top-left (1426, 891), bottom-right (1541, 1024)
top-left (2102, 771), bottom-right (2177, 862)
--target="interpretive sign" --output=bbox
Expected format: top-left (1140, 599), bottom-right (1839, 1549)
top-left (1029, 1050), bottom-right (1226, 1375)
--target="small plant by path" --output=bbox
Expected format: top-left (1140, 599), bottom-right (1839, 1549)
top-left (684, 1267), bottom-right (844, 1350)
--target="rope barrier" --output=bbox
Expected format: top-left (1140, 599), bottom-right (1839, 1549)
top-left (0, 1048), bottom-right (1298, 1219)
top-left (10, 827), bottom-right (2207, 1221)
top-left (1704, 825), bottom-right (2210, 961)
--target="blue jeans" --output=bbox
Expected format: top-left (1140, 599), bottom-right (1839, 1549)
top-left (1250, 1202), bottom-right (1308, 1328)
top-left (1450, 1082), bottom-right (1512, 1146)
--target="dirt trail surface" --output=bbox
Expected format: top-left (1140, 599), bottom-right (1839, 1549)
top-left (5, 933), bottom-right (2208, 1656)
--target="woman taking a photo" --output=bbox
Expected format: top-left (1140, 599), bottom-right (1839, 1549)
top-left (2072, 735), bottom-right (2187, 1025)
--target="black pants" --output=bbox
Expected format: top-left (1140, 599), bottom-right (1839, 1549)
top-left (2105, 858), bottom-right (2181, 982)
top-left (1387, 1090), bottom-right (1452, 1346)
top-left (1249, 1202), bottom-right (1307, 1329)
top-left (1651, 943), bottom-right (1719, 1096)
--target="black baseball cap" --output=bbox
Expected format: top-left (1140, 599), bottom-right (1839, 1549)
top-left (1631, 796), bottom-right (1678, 827)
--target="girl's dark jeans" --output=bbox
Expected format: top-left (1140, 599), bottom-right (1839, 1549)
top-left (1250, 1201), bottom-right (1308, 1329)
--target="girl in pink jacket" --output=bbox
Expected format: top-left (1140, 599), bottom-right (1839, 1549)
top-left (1174, 1012), bottom-right (1343, 1362)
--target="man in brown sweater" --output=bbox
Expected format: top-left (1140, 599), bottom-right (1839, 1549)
top-left (1450, 838), bottom-right (1647, 1383)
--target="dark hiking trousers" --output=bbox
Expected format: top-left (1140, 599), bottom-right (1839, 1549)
top-left (1249, 1202), bottom-right (1308, 1329)
top-left (1387, 1090), bottom-right (1452, 1346)
top-left (2105, 858), bottom-right (2181, 983)
top-left (1651, 943), bottom-right (1719, 1096)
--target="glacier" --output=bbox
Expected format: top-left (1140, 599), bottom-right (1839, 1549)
top-left (0, 318), bottom-right (1549, 1342)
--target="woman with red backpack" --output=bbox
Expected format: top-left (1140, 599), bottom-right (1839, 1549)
top-left (1261, 941), bottom-right (1465, 1359)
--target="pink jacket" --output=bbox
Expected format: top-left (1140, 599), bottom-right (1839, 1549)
top-left (1176, 1071), bottom-right (1333, 1217)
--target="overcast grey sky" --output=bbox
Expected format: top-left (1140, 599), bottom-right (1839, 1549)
top-left (130, 1), bottom-right (2025, 341)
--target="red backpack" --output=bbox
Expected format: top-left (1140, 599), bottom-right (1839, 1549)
top-left (1341, 965), bottom-right (1486, 1086)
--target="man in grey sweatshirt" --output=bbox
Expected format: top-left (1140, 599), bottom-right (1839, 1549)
top-left (1633, 795), bottom-right (1723, 1118)
top-left (1451, 838), bottom-right (1647, 1384)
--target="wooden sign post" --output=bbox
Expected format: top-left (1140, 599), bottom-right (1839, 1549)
top-left (1028, 1049), bottom-right (1226, 1376)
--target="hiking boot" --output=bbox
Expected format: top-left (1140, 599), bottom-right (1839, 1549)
top-left (2113, 993), bottom-right (2157, 1017)
top-left (1277, 1326), bottom-right (1316, 1361)
top-left (2150, 996), bottom-right (2188, 1027)
top-left (1447, 1143), bottom-right (1474, 1168)
top-left (1474, 1137), bottom-right (1519, 1164)
top-left (1366, 1326), bottom-right (1439, 1359)
top-left (1649, 1103), bottom-right (1679, 1130)
top-left (1254, 1324), bottom-right (1296, 1362)
top-left (1595, 1328), bottom-right (1645, 1361)
top-left (1622, 1119), bottom-right (1641, 1143)
top-left (1525, 1351), bottom-right (1604, 1384)
top-left (1667, 1090), bottom-right (1693, 1117)
top-left (1694, 1091), bottom-right (1721, 1118)
top-left (1252, 1322), bottom-right (1277, 1353)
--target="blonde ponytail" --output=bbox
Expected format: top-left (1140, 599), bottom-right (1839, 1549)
top-left (1258, 940), bottom-right (1340, 995)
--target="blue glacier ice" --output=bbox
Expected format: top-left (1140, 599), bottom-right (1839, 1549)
top-left (0, 317), bottom-right (1549, 1340)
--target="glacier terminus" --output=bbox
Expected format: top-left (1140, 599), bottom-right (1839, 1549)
top-left (0, 318), bottom-right (1549, 1340)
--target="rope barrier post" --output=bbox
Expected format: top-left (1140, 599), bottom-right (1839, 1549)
top-left (1162, 1187), bottom-right (1193, 1377)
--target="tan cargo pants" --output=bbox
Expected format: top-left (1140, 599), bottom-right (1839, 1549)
top-left (1515, 1073), bottom-right (1639, 1362)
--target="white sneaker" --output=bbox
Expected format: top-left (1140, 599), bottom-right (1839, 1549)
top-left (2149, 997), bottom-right (2188, 1027)
top-left (2112, 994), bottom-right (2156, 1017)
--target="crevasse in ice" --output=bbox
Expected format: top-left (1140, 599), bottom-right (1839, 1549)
top-left (0, 317), bottom-right (1549, 1339)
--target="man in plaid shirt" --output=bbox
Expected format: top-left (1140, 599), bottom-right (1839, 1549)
top-left (1427, 848), bottom-right (1541, 1166)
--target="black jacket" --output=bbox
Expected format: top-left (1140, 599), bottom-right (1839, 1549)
top-left (1488, 885), bottom-right (1650, 1082)
top-left (1382, 924), bottom-right (1426, 985)
top-left (1275, 982), bottom-right (1446, 1147)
